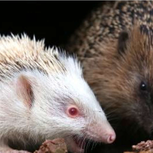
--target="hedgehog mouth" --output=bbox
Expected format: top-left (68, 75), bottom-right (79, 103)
top-left (73, 135), bottom-right (87, 150)
top-left (70, 135), bottom-right (93, 153)
top-left (65, 135), bottom-right (92, 153)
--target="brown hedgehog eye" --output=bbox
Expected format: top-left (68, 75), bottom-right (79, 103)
top-left (140, 81), bottom-right (147, 91)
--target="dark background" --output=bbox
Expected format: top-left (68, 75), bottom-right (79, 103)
top-left (0, 2), bottom-right (99, 48)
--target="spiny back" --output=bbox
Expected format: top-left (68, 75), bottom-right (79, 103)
top-left (66, 1), bottom-right (153, 61)
top-left (0, 34), bottom-right (66, 80)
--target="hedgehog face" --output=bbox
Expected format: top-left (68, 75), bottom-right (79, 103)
top-left (112, 26), bottom-right (153, 136)
top-left (88, 26), bottom-right (153, 142)
top-left (33, 58), bottom-right (115, 153)
top-left (13, 56), bottom-right (115, 153)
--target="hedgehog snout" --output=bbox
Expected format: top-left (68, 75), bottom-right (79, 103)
top-left (84, 120), bottom-right (116, 144)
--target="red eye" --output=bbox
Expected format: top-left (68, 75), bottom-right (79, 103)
top-left (67, 105), bottom-right (79, 118)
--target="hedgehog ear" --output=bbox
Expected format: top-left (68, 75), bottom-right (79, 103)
top-left (16, 75), bottom-right (34, 109)
top-left (118, 31), bottom-right (129, 54)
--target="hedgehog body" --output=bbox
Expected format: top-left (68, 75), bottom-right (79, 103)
top-left (0, 34), bottom-right (116, 153)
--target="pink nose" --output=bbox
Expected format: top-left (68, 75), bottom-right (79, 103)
top-left (106, 134), bottom-right (116, 143)
top-left (86, 121), bottom-right (116, 144)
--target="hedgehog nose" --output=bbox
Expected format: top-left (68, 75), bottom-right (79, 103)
top-left (107, 134), bottom-right (116, 144)
top-left (99, 124), bottom-right (116, 144)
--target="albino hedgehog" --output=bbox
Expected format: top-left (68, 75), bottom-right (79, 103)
top-left (0, 34), bottom-right (115, 153)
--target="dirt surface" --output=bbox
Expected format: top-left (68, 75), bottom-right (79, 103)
top-left (34, 138), bottom-right (67, 153)
top-left (124, 140), bottom-right (153, 153)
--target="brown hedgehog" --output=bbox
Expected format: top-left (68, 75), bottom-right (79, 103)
top-left (65, 1), bottom-right (153, 153)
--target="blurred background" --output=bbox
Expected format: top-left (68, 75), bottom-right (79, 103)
top-left (0, 2), bottom-right (99, 48)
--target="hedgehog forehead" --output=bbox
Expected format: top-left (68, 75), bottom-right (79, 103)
top-left (58, 54), bottom-right (82, 76)
top-left (126, 28), bottom-right (153, 65)
top-left (117, 28), bottom-right (153, 82)
top-left (46, 69), bottom-right (101, 114)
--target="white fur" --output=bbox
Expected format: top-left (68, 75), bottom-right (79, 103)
top-left (0, 34), bottom-right (115, 153)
